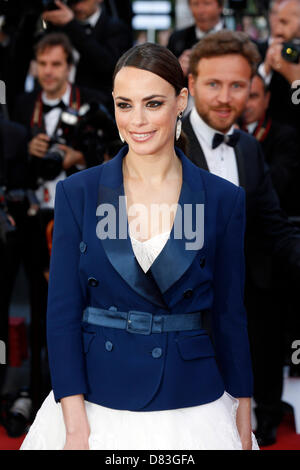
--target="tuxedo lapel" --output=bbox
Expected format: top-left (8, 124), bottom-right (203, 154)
top-left (97, 147), bottom-right (166, 308)
top-left (234, 138), bottom-right (246, 189)
top-left (182, 114), bottom-right (209, 170)
top-left (183, 113), bottom-right (247, 189)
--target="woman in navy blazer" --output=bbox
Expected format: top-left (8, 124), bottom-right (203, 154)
top-left (21, 43), bottom-right (258, 450)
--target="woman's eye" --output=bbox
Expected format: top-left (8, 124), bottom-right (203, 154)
top-left (146, 101), bottom-right (163, 108)
top-left (117, 102), bottom-right (131, 109)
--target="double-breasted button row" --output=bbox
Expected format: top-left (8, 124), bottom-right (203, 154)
top-left (80, 241), bottom-right (87, 253)
top-left (152, 347), bottom-right (162, 359)
top-left (183, 288), bottom-right (193, 299)
top-left (88, 277), bottom-right (99, 287)
top-left (105, 341), bottom-right (113, 351)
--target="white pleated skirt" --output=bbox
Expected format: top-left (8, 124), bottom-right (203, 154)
top-left (20, 390), bottom-right (259, 450)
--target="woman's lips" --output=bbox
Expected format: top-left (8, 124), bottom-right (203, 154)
top-left (129, 131), bottom-right (156, 142)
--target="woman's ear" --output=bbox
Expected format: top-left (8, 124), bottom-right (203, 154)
top-left (178, 87), bottom-right (189, 115)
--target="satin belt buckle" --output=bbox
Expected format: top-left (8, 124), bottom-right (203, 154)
top-left (126, 310), bottom-right (153, 335)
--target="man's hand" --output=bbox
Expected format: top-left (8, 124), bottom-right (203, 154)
top-left (266, 39), bottom-right (300, 83)
top-left (42, 0), bottom-right (74, 26)
top-left (28, 133), bottom-right (50, 158)
top-left (178, 49), bottom-right (192, 77)
top-left (59, 144), bottom-right (85, 169)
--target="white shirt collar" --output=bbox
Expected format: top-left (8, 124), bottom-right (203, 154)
top-left (42, 83), bottom-right (71, 107)
top-left (190, 107), bottom-right (235, 148)
top-left (195, 19), bottom-right (223, 40)
top-left (82, 6), bottom-right (101, 28)
top-left (247, 121), bottom-right (258, 134)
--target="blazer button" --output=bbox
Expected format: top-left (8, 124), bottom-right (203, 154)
top-left (105, 341), bottom-right (113, 352)
top-left (183, 288), bottom-right (193, 299)
top-left (88, 277), bottom-right (99, 287)
top-left (79, 241), bottom-right (87, 253)
top-left (199, 257), bottom-right (206, 268)
top-left (152, 347), bottom-right (162, 359)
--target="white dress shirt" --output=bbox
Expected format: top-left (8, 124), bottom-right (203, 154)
top-left (35, 85), bottom-right (71, 209)
top-left (189, 107), bottom-right (240, 186)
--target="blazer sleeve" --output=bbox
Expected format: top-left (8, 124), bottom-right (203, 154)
top-left (211, 186), bottom-right (253, 398)
top-left (46, 180), bottom-right (88, 402)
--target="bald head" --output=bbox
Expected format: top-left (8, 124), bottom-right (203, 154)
top-left (274, 0), bottom-right (300, 41)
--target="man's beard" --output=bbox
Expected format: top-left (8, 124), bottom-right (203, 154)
top-left (198, 106), bottom-right (236, 133)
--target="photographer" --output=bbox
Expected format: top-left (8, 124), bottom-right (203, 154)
top-left (41, 0), bottom-right (132, 107)
top-left (258, 0), bottom-right (300, 130)
top-left (12, 32), bottom-right (118, 418)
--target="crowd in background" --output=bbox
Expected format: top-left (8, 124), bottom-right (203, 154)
top-left (0, 0), bottom-right (300, 447)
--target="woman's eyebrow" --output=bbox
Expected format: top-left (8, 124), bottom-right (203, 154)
top-left (115, 94), bottom-right (167, 101)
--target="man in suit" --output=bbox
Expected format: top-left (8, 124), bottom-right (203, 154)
top-left (183, 30), bottom-right (300, 446)
top-left (167, 0), bottom-right (224, 77)
top-left (41, 0), bottom-right (132, 108)
top-left (242, 72), bottom-right (300, 216)
top-left (257, 0), bottom-right (300, 132)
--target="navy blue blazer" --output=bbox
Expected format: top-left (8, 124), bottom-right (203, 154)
top-left (46, 146), bottom-right (253, 411)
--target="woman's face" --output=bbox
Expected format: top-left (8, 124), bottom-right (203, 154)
top-left (113, 67), bottom-right (187, 157)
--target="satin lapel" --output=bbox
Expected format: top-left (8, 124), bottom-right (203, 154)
top-left (235, 135), bottom-right (247, 189)
top-left (97, 146), bottom-right (166, 308)
top-left (182, 114), bottom-right (209, 171)
top-left (150, 148), bottom-right (205, 294)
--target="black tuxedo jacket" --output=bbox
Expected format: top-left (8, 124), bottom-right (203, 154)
top-left (0, 116), bottom-right (28, 191)
top-left (58, 6), bottom-right (132, 99)
top-left (167, 25), bottom-right (198, 58)
top-left (182, 113), bottom-right (300, 288)
top-left (254, 120), bottom-right (300, 216)
top-left (167, 21), bottom-right (225, 58)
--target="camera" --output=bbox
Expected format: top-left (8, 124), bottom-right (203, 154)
top-left (282, 39), bottom-right (300, 64)
top-left (42, 0), bottom-right (82, 12)
top-left (38, 102), bottom-right (119, 181)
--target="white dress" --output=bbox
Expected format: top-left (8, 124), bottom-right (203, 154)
top-left (20, 233), bottom-right (259, 450)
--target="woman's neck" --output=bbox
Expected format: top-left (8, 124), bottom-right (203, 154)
top-left (123, 146), bottom-right (181, 185)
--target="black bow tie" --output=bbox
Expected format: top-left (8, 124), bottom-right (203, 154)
top-left (212, 130), bottom-right (240, 149)
top-left (83, 23), bottom-right (93, 33)
top-left (42, 101), bottom-right (67, 115)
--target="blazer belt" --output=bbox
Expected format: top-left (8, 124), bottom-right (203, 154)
top-left (82, 306), bottom-right (203, 335)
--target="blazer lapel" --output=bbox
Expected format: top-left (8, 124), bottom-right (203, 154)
top-left (97, 146), bottom-right (166, 308)
top-left (150, 148), bottom-right (205, 294)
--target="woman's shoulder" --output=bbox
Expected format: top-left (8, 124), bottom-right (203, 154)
top-left (62, 164), bottom-right (104, 190)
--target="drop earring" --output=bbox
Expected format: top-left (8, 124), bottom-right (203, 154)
top-left (176, 112), bottom-right (183, 140)
top-left (119, 132), bottom-right (125, 143)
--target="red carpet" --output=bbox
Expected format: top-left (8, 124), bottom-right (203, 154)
top-left (1, 413), bottom-right (300, 450)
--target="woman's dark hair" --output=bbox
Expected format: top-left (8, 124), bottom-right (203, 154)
top-left (113, 43), bottom-right (185, 96)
